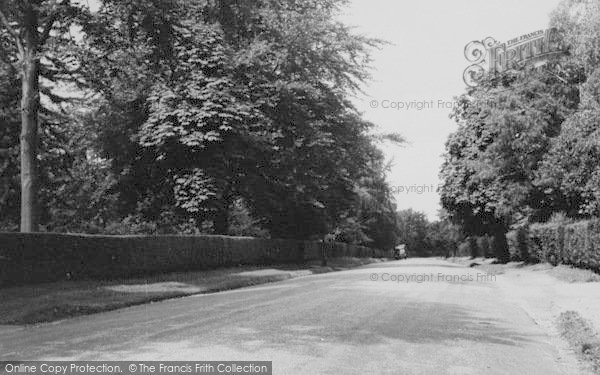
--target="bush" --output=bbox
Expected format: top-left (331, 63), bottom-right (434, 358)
top-left (456, 236), bottom-right (493, 258)
top-left (506, 230), bottom-right (520, 261)
top-left (457, 241), bottom-right (471, 257)
top-left (588, 220), bottom-right (600, 269)
top-left (516, 226), bottom-right (532, 262)
top-left (507, 226), bottom-right (535, 262)
top-left (530, 223), bottom-right (564, 265)
top-left (490, 231), bottom-right (510, 263)
top-left (468, 237), bottom-right (479, 258)
top-left (563, 222), bottom-right (588, 267)
top-left (562, 220), bottom-right (600, 271)
top-left (521, 219), bottom-right (600, 272)
top-left (476, 236), bottom-right (492, 258)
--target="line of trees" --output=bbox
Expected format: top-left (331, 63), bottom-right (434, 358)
top-left (395, 209), bottom-right (462, 258)
top-left (440, 0), bottom-right (600, 262)
top-left (0, 0), bottom-right (402, 250)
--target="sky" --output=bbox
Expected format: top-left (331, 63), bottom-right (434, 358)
top-left (340, 0), bottom-right (563, 220)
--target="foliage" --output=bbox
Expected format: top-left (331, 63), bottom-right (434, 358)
top-left (396, 209), bottom-right (429, 256)
top-left (537, 69), bottom-right (600, 217)
top-left (0, 0), bottom-right (91, 231)
top-left (227, 199), bottom-right (270, 238)
top-left (522, 219), bottom-right (600, 271)
top-left (0, 68), bottom-right (19, 227)
top-left (507, 226), bottom-right (531, 261)
top-left (426, 220), bottom-right (463, 257)
top-left (396, 209), bottom-right (462, 257)
top-left (440, 2), bottom-right (588, 261)
top-left (440, 0), bottom-right (600, 267)
top-left (0, 0), bottom-right (400, 249)
top-left (440, 63), bottom-right (582, 235)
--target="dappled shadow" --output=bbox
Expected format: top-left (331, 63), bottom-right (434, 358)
top-left (0, 262), bottom-right (540, 361)
top-left (196, 302), bottom-right (530, 348)
top-left (37, 298), bottom-right (537, 361)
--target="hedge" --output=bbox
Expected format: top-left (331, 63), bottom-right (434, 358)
top-left (0, 233), bottom-right (388, 286)
top-left (507, 226), bottom-right (532, 262)
top-left (563, 220), bottom-right (600, 270)
top-left (456, 235), bottom-right (504, 259)
top-left (530, 223), bottom-right (565, 265)
top-left (511, 220), bottom-right (600, 271)
top-left (506, 230), bottom-right (519, 261)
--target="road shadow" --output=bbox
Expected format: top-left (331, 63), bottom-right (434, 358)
top-left (84, 298), bottom-right (536, 361)
top-left (228, 302), bottom-right (529, 347)
top-left (360, 262), bottom-right (466, 270)
top-left (1, 263), bottom-right (540, 361)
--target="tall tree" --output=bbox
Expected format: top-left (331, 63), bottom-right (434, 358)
top-left (536, 0), bottom-right (600, 217)
top-left (0, 0), bottom-right (83, 232)
top-left (84, 0), bottom-right (391, 240)
top-left (440, 62), bottom-right (581, 261)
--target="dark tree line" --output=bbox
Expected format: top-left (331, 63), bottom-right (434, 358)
top-left (395, 209), bottom-right (462, 258)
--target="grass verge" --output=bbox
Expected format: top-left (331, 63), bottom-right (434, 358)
top-left (0, 257), bottom-right (385, 325)
top-left (547, 265), bottom-right (600, 283)
top-left (446, 257), bottom-right (600, 283)
top-left (557, 311), bottom-right (600, 374)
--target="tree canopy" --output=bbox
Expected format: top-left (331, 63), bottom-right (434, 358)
top-left (440, 0), bottom-right (600, 261)
top-left (0, 0), bottom-right (402, 250)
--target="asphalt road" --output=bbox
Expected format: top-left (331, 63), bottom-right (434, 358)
top-left (0, 259), bottom-right (584, 374)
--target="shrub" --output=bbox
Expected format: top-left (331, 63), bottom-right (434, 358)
top-left (457, 236), bottom-right (494, 258)
top-left (563, 221), bottom-right (588, 267)
top-left (562, 220), bottom-right (600, 271)
top-left (527, 225), bottom-right (543, 263)
top-left (476, 236), bottom-right (492, 258)
top-left (457, 241), bottom-right (471, 257)
top-left (548, 212), bottom-right (574, 226)
top-left (524, 219), bottom-right (600, 272)
top-left (516, 226), bottom-right (531, 262)
top-left (468, 237), bottom-right (479, 258)
top-left (588, 220), bottom-right (600, 270)
top-left (487, 232), bottom-right (509, 263)
top-left (507, 227), bottom-right (531, 261)
top-left (530, 223), bottom-right (565, 265)
top-left (506, 230), bottom-right (520, 261)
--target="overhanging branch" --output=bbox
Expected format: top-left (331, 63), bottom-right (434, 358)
top-left (39, 11), bottom-right (59, 45)
top-left (0, 49), bottom-right (17, 73)
top-left (0, 5), bottom-right (24, 58)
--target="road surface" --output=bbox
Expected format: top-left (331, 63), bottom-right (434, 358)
top-left (0, 259), bottom-right (585, 374)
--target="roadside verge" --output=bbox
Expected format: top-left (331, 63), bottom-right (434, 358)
top-left (0, 257), bottom-right (386, 325)
top-left (449, 257), bottom-right (600, 374)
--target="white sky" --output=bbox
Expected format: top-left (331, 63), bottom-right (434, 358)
top-left (340, 0), bottom-right (562, 220)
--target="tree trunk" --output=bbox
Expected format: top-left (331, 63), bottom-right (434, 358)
top-left (20, 56), bottom-right (39, 232)
top-left (213, 207), bottom-right (229, 235)
top-left (213, 192), bottom-right (233, 235)
top-left (20, 4), bottom-right (40, 233)
top-left (468, 236), bottom-right (478, 258)
top-left (491, 225), bottom-right (510, 264)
